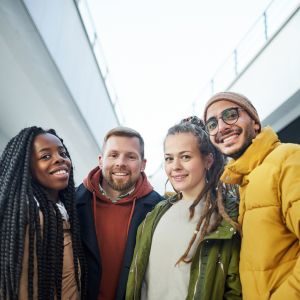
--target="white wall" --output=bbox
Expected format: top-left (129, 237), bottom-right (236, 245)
top-left (151, 6), bottom-right (300, 194)
top-left (0, 0), bottom-right (120, 184)
top-left (23, 0), bottom-right (120, 144)
top-left (227, 7), bottom-right (300, 122)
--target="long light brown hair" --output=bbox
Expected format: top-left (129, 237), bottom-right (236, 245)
top-left (164, 116), bottom-right (240, 265)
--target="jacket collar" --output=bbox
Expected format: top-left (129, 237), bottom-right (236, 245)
top-left (77, 188), bottom-right (157, 208)
top-left (77, 186), bottom-right (159, 264)
top-left (204, 219), bottom-right (237, 240)
top-left (221, 127), bottom-right (280, 185)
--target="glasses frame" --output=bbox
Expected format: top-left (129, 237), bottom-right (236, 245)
top-left (205, 107), bottom-right (244, 136)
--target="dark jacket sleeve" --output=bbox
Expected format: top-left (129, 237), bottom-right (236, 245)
top-left (76, 184), bottom-right (101, 300)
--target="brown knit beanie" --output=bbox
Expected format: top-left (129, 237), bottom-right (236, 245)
top-left (203, 91), bottom-right (261, 132)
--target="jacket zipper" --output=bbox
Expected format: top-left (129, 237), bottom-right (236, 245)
top-left (133, 212), bottom-right (150, 299)
top-left (192, 247), bottom-right (202, 300)
top-left (133, 203), bottom-right (172, 298)
top-left (191, 239), bottom-right (227, 300)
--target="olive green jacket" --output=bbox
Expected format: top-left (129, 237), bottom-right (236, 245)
top-left (126, 194), bottom-right (242, 300)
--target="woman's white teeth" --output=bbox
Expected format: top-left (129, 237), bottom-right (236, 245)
top-left (54, 170), bottom-right (67, 174)
top-left (174, 175), bottom-right (185, 179)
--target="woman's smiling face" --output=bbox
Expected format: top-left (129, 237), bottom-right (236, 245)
top-left (31, 133), bottom-right (71, 201)
top-left (164, 132), bottom-right (212, 200)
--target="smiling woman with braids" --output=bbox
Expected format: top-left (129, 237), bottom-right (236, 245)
top-left (126, 116), bottom-right (242, 300)
top-left (0, 126), bottom-right (86, 299)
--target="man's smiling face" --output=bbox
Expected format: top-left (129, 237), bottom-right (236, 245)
top-left (99, 135), bottom-right (146, 197)
top-left (206, 100), bottom-right (260, 159)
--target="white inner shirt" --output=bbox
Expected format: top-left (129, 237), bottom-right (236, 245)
top-left (141, 198), bottom-right (204, 300)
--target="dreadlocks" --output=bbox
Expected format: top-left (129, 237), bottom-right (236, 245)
top-left (164, 116), bottom-right (240, 265)
top-left (0, 126), bottom-right (86, 299)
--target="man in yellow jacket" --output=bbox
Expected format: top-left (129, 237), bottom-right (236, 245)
top-left (203, 92), bottom-right (300, 300)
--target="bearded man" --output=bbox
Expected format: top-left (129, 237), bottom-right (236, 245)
top-left (204, 92), bottom-right (300, 300)
top-left (76, 127), bottom-right (162, 300)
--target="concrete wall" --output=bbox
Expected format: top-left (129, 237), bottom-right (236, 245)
top-left (227, 6), bottom-right (300, 126)
top-left (0, 0), bottom-right (120, 184)
top-left (151, 5), bottom-right (300, 194)
top-left (23, 0), bottom-right (120, 143)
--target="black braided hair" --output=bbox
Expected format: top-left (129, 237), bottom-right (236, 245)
top-left (164, 116), bottom-right (240, 265)
top-left (0, 126), bottom-right (86, 299)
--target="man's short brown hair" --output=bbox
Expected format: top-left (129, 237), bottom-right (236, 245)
top-left (103, 126), bottom-right (145, 159)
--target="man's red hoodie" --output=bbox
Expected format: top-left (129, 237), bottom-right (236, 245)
top-left (83, 166), bottom-right (153, 300)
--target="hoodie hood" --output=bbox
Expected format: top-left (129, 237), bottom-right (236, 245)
top-left (83, 166), bottom-right (153, 204)
top-left (83, 166), bottom-right (155, 299)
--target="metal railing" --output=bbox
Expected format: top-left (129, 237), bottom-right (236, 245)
top-left (74, 0), bottom-right (125, 124)
top-left (192, 0), bottom-right (300, 113)
top-left (150, 0), bottom-right (299, 181)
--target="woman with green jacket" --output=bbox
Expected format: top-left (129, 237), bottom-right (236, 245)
top-left (126, 116), bottom-right (242, 300)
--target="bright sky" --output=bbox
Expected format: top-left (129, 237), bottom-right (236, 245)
top-left (87, 0), bottom-right (271, 189)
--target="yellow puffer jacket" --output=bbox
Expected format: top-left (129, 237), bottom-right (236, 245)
top-left (221, 127), bottom-right (300, 300)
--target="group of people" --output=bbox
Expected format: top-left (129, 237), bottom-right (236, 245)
top-left (0, 92), bottom-right (299, 300)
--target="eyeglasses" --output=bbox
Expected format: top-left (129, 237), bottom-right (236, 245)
top-left (205, 107), bottom-right (244, 136)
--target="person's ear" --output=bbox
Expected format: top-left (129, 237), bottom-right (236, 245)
top-left (254, 122), bottom-right (260, 133)
top-left (141, 159), bottom-right (147, 172)
top-left (206, 153), bottom-right (214, 170)
top-left (98, 155), bottom-right (103, 168)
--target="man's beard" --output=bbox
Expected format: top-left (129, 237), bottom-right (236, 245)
top-left (230, 137), bottom-right (253, 159)
top-left (228, 126), bottom-right (256, 159)
top-left (215, 125), bottom-right (256, 160)
top-left (105, 174), bottom-right (135, 193)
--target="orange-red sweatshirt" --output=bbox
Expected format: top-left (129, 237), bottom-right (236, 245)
top-left (83, 166), bottom-right (153, 300)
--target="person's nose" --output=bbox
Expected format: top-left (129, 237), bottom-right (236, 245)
top-left (218, 117), bottom-right (231, 133)
top-left (115, 155), bottom-right (126, 167)
top-left (172, 158), bottom-right (182, 170)
top-left (53, 152), bottom-right (65, 164)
